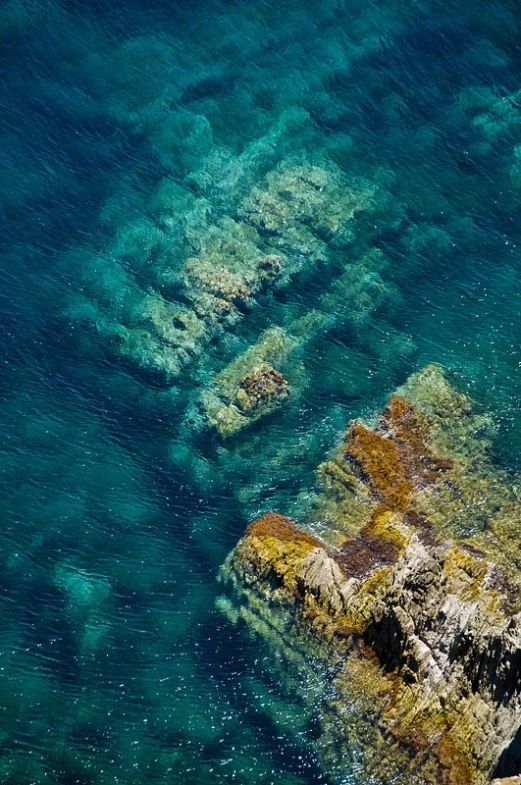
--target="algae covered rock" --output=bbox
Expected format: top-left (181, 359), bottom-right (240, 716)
top-left (63, 154), bottom-right (379, 391)
top-left (197, 248), bottom-right (407, 439)
top-left (239, 159), bottom-right (375, 253)
top-left (219, 364), bottom-right (521, 785)
top-left (201, 327), bottom-right (295, 437)
top-left (236, 362), bottom-right (289, 412)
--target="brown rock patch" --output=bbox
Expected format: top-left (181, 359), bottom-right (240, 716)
top-left (246, 513), bottom-right (321, 548)
top-left (346, 396), bottom-right (453, 512)
top-left (236, 363), bottom-right (289, 414)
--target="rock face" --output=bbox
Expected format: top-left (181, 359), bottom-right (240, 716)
top-left (219, 365), bottom-right (521, 785)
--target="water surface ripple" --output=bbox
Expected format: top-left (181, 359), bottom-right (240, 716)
top-left (1, 0), bottom-right (521, 782)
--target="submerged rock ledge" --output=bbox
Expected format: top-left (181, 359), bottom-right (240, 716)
top-left (219, 365), bottom-right (521, 785)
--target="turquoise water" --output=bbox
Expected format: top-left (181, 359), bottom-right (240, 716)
top-left (1, 0), bottom-right (521, 782)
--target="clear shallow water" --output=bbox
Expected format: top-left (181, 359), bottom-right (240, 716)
top-left (1, 0), bottom-right (521, 782)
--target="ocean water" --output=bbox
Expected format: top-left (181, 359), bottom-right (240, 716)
top-left (1, 0), bottom-right (521, 782)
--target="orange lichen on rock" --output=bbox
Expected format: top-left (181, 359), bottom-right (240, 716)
top-left (239, 514), bottom-right (350, 617)
top-left (346, 396), bottom-right (452, 511)
top-left (382, 396), bottom-right (453, 484)
top-left (361, 505), bottom-right (410, 552)
top-left (246, 513), bottom-right (321, 548)
top-left (347, 423), bottom-right (412, 510)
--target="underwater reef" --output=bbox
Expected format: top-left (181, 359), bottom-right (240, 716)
top-left (61, 136), bottom-right (415, 504)
top-left (53, 0), bottom-right (521, 511)
top-left (219, 365), bottom-right (521, 785)
top-left (5, 0), bottom-right (521, 783)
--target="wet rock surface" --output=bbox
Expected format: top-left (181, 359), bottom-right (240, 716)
top-left (219, 365), bottom-right (521, 785)
top-left (491, 778), bottom-right (521, 784)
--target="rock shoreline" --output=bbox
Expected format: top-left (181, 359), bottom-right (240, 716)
top-left (219, 365), bottom-right (521, 784)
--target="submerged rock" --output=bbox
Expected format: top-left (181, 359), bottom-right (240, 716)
top-left (198, 249), bottom-right (405, 438)
top-left (64, 156), bottom-right (377, 389)
top-left (236, 363), bottom-right (289, 412)
top-left (219, 365), bottom-right (521, 785)
top-left (201, 328), bottom-right (295, 437)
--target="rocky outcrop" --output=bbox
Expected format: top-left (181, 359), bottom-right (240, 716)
top-left (219, 365), bottom-right (521, 785)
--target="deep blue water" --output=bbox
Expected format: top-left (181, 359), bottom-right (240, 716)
top-left (1, 0), bottom-right (521, 782)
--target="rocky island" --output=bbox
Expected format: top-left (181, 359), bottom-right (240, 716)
top-left (218, 365), bottom-right (521, 785)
